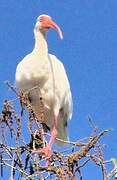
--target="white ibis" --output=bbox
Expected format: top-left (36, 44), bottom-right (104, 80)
top-left (15, 14), bottom-right (73, 158)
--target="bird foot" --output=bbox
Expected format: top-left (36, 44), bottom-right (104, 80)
top-left (32, 146), bottom-right (52, 159)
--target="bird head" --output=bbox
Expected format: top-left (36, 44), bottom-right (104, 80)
top-left (35, 14), bottom-right (63, 39)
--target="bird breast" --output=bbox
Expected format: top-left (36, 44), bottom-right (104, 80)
top-left (16, 53), bottom-right (51, 91)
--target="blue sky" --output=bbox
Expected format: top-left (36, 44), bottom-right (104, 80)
top-left (0, 0), bottom-right (117, 179)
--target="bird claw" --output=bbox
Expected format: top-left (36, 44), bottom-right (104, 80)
top-left (32, 146), bottom-right (52, 159)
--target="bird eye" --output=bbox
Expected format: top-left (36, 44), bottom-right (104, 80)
top-left (46, 27), bottom-right (50, 29)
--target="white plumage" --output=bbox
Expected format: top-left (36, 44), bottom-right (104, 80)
top-left (15, 15), bottom-right (72, 154)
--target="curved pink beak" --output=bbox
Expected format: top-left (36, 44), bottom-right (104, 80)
top-left (48, 19), bottom-right (63, 39)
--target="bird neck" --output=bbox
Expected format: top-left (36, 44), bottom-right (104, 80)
top-left (33, 29), bottom-right (48, 55)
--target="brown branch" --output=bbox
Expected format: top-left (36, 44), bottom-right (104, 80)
top-left (68, 129), bottom-right (111, 164)
top-left (0, 82), bottom-right (114, 179)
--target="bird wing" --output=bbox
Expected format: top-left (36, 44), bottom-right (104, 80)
top-left (49, 54), bottom-right (73, 145)
top-left (49, 54), bottom-right (73, 120)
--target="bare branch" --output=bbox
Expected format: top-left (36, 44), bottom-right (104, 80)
top-left (0, 82), bottom-right (115, 179)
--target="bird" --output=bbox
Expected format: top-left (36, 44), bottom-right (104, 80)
top-left (15, 14), bottom-right (73, 158)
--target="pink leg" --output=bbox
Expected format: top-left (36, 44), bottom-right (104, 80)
top-left (48, 115), bottom-right (58, 148)
top-left (32, 116), bottom-right (58, 160)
